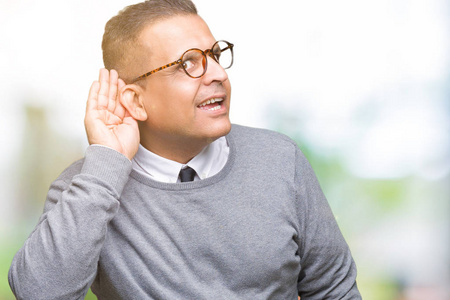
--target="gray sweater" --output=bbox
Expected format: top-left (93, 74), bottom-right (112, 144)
top-left (9, 125), bottom-right (361, 299)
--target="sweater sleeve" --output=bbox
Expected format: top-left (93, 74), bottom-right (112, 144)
top-left (8, 146), bottom-right (132, 300)
top-left (294, 147), bottom-right (361, 299)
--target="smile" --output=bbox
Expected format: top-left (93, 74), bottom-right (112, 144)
top-left (197, 98), bottom-right (224, 111)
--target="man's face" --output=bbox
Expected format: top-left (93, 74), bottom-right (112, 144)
top-left (135, 15), bottom-right (232, 155)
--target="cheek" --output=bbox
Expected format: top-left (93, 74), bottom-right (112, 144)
top-left (145, 86), bottom-right (198, 122)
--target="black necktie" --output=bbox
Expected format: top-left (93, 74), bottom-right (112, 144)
top-left (179, 166), bottom-right (196, 182)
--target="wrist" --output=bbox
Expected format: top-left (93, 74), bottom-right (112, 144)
top-left (82, 145), bottom-right (133, 195)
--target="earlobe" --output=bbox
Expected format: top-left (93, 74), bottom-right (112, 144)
top-left (120, 85), bottom-right (148, 121)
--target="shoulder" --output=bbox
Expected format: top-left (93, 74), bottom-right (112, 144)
top-left (227, 124), bottom-right (302, 169)
top-left (229, 124), bottom-right (298, 151)
top-left (230, 124), bottom-right (297, 144)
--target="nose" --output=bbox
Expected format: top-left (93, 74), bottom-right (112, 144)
top-left (202, 56), bottom-right (228, 85)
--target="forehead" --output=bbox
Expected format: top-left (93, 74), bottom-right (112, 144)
top-left (139, 15), bottom-right (216, 62)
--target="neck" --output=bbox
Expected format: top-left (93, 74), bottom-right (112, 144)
top-left (139, 133), bottom-right (213, 164)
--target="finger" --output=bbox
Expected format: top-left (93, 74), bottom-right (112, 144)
top-left (86, 80), bottom-right (100, 112)
top-left (118, 78), bottom-right (126, 91)
top-left (113, 78), bottom-right (127, 118)
top-left (108, 69), bottom-right (119, 112)
top-left (97, 68), bottom-right (110, 109)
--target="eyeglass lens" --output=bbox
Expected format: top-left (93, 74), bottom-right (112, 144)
top-left (181, 41), bottom-right (233, 78)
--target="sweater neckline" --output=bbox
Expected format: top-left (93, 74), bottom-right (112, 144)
top-left (129, 129), bottom-right (236, 190)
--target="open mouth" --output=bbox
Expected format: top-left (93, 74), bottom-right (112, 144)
top-left (197, 98), bottom-right (224, 111)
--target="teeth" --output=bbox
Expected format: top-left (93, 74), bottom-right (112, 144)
top-left (208, 104), bottom-right (221, 111)
top-left (199, 98), bottom-right (223, 107)
top-left (199, 104), bottom-right (222, 111)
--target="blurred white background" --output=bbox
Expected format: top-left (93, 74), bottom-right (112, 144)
top-left (1, 0), bottom-right (449, 299)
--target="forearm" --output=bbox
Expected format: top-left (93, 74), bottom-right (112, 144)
top-left (9, 146), bottom-right (132, 300)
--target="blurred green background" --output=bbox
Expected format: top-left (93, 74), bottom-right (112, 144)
top-left (1, 0), bottom-right (449, 299)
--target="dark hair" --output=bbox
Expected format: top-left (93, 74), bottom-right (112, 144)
top-left (102, 0), bottom-right (198, 82)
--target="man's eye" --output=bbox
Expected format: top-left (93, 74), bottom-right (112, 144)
top-left (182, 59), bottom-right (196, 71)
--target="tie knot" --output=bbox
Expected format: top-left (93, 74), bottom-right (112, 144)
top-left (179, 166), bottom-right (196, 182)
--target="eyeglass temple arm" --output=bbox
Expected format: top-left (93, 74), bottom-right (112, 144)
top-left (132, 59), bottom-right (182, 83)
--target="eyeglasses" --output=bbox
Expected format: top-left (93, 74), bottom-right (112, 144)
top-left (131, 40), bottom-right (234, 83)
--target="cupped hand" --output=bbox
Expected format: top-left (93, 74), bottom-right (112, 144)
top-left (84, 69), bottom-right (140, 160)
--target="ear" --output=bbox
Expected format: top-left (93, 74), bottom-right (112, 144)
top-left (119, 84), bottom-right (148, 121)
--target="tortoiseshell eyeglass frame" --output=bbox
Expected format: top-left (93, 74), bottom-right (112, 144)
top-left (131, 40), bottom-right (234, 83)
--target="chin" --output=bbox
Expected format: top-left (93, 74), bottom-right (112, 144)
top-left (203, 119), bottom-right (232, 142)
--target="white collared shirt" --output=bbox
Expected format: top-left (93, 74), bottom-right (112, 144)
top-left (132, 137), bottom-right (229, 183)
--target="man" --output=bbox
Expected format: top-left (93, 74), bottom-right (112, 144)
top-left (9, 0), bottom-right (361, 299)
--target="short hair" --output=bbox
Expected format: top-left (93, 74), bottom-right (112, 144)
top-left (102, 0), bottom-right (198, 83)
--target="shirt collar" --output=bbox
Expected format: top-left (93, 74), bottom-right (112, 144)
top-left (132, 137), bottom-right (229, 183)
